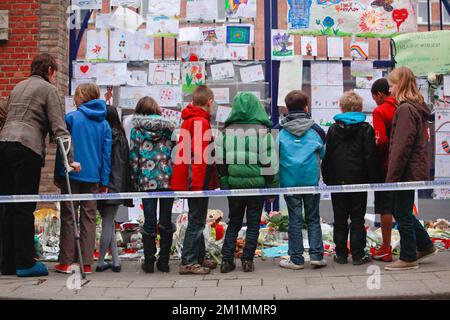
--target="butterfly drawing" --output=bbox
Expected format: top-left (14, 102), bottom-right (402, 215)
top-left (92, 45), bottom-right (102, 55)
top-left (371, 0), bottom-right (394, 12)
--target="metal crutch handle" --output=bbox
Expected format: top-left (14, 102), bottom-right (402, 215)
top-left (56, 136), bottom-right (73, 173)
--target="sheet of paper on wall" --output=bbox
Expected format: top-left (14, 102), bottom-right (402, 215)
top-left (311, 61), bottom-right (343, 86)
top-left (109, 30), bottom-right (128, 61)
top-left (239, 64), bottom-right (264, 83)
top-left (436, 109), bottom-right (450, 133)
top-left (271, 29), bottom-right (294, 61)
top-left (278, 56), bottom-right (303, 107)
top-left (148, 61), bottom-right (181, 85)
top-left (355, 69), bottom-right (383, 89)
top-left (95, 14), bottom-right (112, 30)
top-left (216, 105), bottom-right (232, 123)
top-left (65, 97), bottom-right (76, 114)
top-left (224, 45), bottom-right (249, 60)
top-left (444, 75), bottom-right (450, 97)
top-left (86, 29), bottom-right (109, 61)
top-left (210, 62), bottom-right (235, 81)
top-left (179, 44), bottom-right (201, 62)
top-left (110, 0), bottom-right (141, 8)
top-left (436, 132), bottom-right (450, 157)
top-left (74, 62), bottom-right (97, 79)
top-left (73, 0), bottom-right (102, 10)
top-left (109, 6), bottom-right (145, 33)
top-left (179, 27), bottom-right (202, 42)
top-left (120, 86), bottom-right (153, 109)
top-left (200, 43), bottom-right (225, 61)
top-left (327, 37), bottom-right (344, 59)
top-left (225, 0), bottom-right (257, 18)
top-left (226, 25), bottom-right (254, 46)
top-left (100, 86), bottom-right (115, 106)
top-left (126, 70), bottom-right (148, 86)
top-left (354, 88), bottom-right (377, 112)
top-left (311, 85), bottom-right (343, 109)
top-left (433, 178), bottom-right (450, 199)
top-left (127, 29), bottom-right (155, 61)
top-left (300, 36), bottom-right (317, 57)
top-left (146, 15), bottom-right (179, 37)
top-left (148, 0), bottom-right (180, 17)
top-left (211, 88), bottom-right (230, 105)
top-left (312, 108), bottom-right (339, 133)
top-left (201, 27), bottom-right (226, 43)
top-left (161, 108), bottom-right (182, 125)
top-left (435, 156), bottom-right (450, 177)
top-left (237, 91), bottom-right (261, 100)
top-left (350, 41), bottom-right (369, 60)
top-left (182, 62), bottom-right (206, 94)
top-left (154, 85), bottom-right (183, 107)
top-left (95, 63), bottom-right (127, 86)
top-left (186, 0), bottom-right (218, 21)
top-left (71, 78), bottom-right (96, 96)
top-left (351, 61), bottom-right (374, 78)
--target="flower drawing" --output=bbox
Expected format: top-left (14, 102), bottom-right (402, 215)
top-left (323, 16), bottom-right (335, 28)
top-left (316, 16), bottom-right (340, 35)
top-left (359, 10), bottom-right (387, 33)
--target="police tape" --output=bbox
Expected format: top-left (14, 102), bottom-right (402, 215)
top-left (0, 180), bottom-right (449, 203)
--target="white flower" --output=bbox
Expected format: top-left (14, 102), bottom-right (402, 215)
top-left (427, 72), bottom-right (437, 85)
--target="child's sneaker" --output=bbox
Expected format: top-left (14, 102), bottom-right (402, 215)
top-left (352, 253), bottom-right (372, 266)
top-left (54, 264), bottom-right (73, 274)
top-left (279, 258), bottom-right (304, 270)
top-left (16, 262), bottom-right (48, 277)
top-left (372, 245), bottom-right (393, 262)
top-left (310, 259), bottom-right (327, 269)
top-left (333, 255), bottom-right (348, 264)
top-left (83, 265), bottom-right (93, 274)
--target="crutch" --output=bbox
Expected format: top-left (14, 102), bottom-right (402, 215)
top-left (57, 137), bottom-right (86, 280)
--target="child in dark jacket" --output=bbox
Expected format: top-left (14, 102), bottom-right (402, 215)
top-left (96, 105), bottom-right (132, 273)
top-left (130, 97), bottom-right (177, 273)
top-left (55, 83), bottom-right (112, 274)
top-left (322, 91), bottom-right (378, 266)
top-left (216, 92), bottom-right (278, 273)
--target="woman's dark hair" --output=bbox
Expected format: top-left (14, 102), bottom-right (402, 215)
top-left (371, 78), bottom-right (390, 96)
top-left (106, 105), bottom-right (125, 135)
top-left (30, 53), bottom-right (58, 82)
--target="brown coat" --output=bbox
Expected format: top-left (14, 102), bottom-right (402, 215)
top-left (386, 101), bottom-right (430, 183)
top-left (0, 75), bottom-right (70, 161)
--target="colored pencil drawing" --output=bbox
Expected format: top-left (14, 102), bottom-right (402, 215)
top-left (182, 62), bottom-right (206, 94)
top-left (272, 29), bottom-right (294, 61)
top-left (226, 25), bottom-right (253, 45)
top-left (351, 41), bottom-right (369, 59)
top-left (187, 0), bottom-right (219, 21)
top-left (146, 15), bottom-right (179, 38)
top-left (86, 29), bottom-right (109, 61)
top-left (225, 0), bottom-right (257, 18)
top-left (148, 62), bottom-right (181, 86)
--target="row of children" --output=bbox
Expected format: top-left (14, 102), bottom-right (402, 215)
top-left (51, 66), bottom-right (436, 275)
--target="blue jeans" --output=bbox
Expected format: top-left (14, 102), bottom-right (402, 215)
top-left (142, 198), bottom-right (174, 237)
top-left (221, 196), bottom-right (265, 262)
top-left (284, 194), bottom-right (324, 265)
top-left (392, 190), bottom-right (433, 262)
top-left (181, 198), bottom-right (209, 265)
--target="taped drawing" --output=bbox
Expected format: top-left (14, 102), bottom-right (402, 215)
top-left (187, 0), bottom-right (219, 21)
top-left (182, 62), bottom-right (206, 93)
top-left (272, 29), bottom-right (294, 61)
top-left (225, 0), bottom-right (257, 18)
top-left (148, 62), bottom-right (181, 86)
top-left (146, 15), bottom-right (179, 37)
top-left (86, 29), bottom-right (109, 61)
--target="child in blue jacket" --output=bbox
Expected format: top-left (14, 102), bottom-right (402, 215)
top-left (277, 90), bottom-right (326, 270)
top-left (54, 83), bottom-right (112, 274)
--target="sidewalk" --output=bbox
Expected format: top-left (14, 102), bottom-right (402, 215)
top-left (1, 252), bottom-right (449, 300)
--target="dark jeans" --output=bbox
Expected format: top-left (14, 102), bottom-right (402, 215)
top-left (392, 190), bottom-right (433, 262)
top-left (0, 142), bottom-right (42, 271)
top-left (331, 192), bottom-right (367, 260)
top-left (181, 198), bottom-right (209, 265)
top-left (284, 194), bottom-right (324, 264)
top-left (221, 196), bottom-right (265, 262)
top-left (142, 197), bottom-right (175, 236)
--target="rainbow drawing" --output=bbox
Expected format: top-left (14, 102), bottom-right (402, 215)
top-left (350, 44), bottom-right (368, 59)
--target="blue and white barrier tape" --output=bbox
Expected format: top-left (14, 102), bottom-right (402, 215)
top-left (0, 180), bottom-right (449, 203)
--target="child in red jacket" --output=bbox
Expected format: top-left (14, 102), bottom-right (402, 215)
top-left (171, 85), bottom-right (219, 275)
top-left (371, 78), bottom-right (396, 262)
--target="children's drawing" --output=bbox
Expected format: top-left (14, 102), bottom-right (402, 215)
top-left (278, 56), bottom-right (303, 107)
top-left (311, 85), bottom-right (343, 109)
top-left (435, 156), bottom-right (450, 178)
top-left (225, 0), bottom-right (257, 18)
top-left (216, 105), bottom-right (232, 123)
top-left (354, 88), bottom-right (377, 112)
top-left (311, 61), bottom-right (343, 86)
top-left (148, 62), bottom-right (181, 86)
top-left (436, 109), bottom-right (450, 133)
top-left (239, 64), bottom-right (264, 83)
top-left (109, 30), bottom-right (128, 61)
top-left (355, 69), bottom-right (383, 89)
top-left (351, 60), bottom-right (374, 78)
top-left (161, 108), bottom-right (182, 125)
top-left (100, 86), bottom-right (114, 106)
top-left (127, 29), bottom-right (155, 61)
top-left (351, 41), bottom-right (369, 60)
top-left (109, 6), bottom-right (145, 33)
top-left (147, 0), bottom-right (181, 17)
top-left (327, 37), bottom-right (344, 58)
top-left (288, 0), bottom-right (417, 38)
top-left (110, 0), bottom-right (141, 8)
top-left (179, 27), bottom-right (203, 42)
top-left (224, 45), bottom-right (249, 60)
top-left (155, 85), bottom-right (183, 107)
top-left (74, 62), bottom-right (97, 79)
top-left (211, 88), bottom-right (230, 105)
top-left (201, 27), bottom-right (226, 43)
top-left (311, 108), bottom-right (340, 133)
top-left (127, 70), bottom-right (148, 86)
top-left (200, 43), bottom-right (225, 61)
top-left (86, 29), bottom-right (109, 61)
top-left (73, 0), bottom-right (102, 9)
top-left (182, 62), bottom-right (206, 94)
top-left (95, 63), bottom-right (128, 86)
top-left (210, 62), bottom-right (235, 81)
top-left (121, 86), bottom-right (182, 109)
top-left (436, 132), bottom-right (450, 156)
top-left (226, 25), bottom-right (253, 46)
top-left (187, 0), bottom-right (219, 21)
top-left (146, 15), bottom-right (179, 38)
top-left (120, 86), bottom-right (153, 109)
top-left (95, 14), bottom-right (112, 30)
top-left (179, 45), bottom-right (201, 62)
top-left (272, 29), bottom-right (294, 61)
top-left (300, 36), bottom-right (317, 56)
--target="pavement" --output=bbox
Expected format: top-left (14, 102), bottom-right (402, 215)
top-left (1, 251), bottom-right (450, 300)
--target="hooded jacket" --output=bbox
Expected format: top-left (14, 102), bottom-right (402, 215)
top-left (321, 112), bottom-right (379, 185)
top-left (130, 114), bottom-right (176, 191)
top-left (216, 92), bottom-right (278, 189)
top-left (57, 99), bottom-right (112, 186)
top-left (278, 111), bottom-right (325, 187)
top-left (372, 96), bottom-right (396, 177)
top-left (170, 104), bottom-right (219, 191)
top-left (386, 101), bottom-right (430, 183)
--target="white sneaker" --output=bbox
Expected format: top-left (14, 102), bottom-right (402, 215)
top-left (310, 259), bottom-right (327, 269)
top-left (279, 259), bottom-right (304, 270)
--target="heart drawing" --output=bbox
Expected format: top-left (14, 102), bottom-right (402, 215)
top-left (80, 65), bottom-right (90, 74)
top-left (392, 8), bottom-right (409, 32)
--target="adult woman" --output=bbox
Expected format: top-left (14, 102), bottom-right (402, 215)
top-left (385, 66), bottom-right (437, 271)
top-left (0, 54), bottom-right (79, 277)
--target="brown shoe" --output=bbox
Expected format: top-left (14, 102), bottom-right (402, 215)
top-left (201, 259), bottom-right (217, 270)
top-left (179, 264), bottom-right (210, 275)
top-left (385, 259), bottom-right (419, 271)
top-left (241, 260), bottom-right (255, 272)
top-left (416, 246), bottom-right (438, 263)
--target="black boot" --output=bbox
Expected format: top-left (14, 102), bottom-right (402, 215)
top-left (141, 233), bottom-right (156, 273)
top-left (156, 223), bottom-right (175, 273)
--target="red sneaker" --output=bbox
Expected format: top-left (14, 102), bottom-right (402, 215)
top-left (54, 264), bottom-right (73, 274)
top-left (83, 265), bottom-right (93, 274)
top-left (372, 246), bottom-right (393, 262)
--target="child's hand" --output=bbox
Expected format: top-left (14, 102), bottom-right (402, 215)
top-left (69, 162), bottom-right (81, 172)
top-left (99, 186), bottom-right (108, 194)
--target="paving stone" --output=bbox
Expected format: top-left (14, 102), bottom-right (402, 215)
top-left (58, 287), bottom-right (107, 297)
top-left (12, 285), bottom-right (63, 296)
top-left (174, 279), bottom-right (218, 288)
top-left (392, 272), bottom-right (439, 281)
top-left (218, 279), bottom-right (262, 287)
top-left (349, 274), bottom-right (394, 283)
top-left (242, 285), bottom-right (287, 297)
top-left (306, 276), bottom-right (350, 285)
top-left (194, 286), bottom-right (241, 299)
top-left (86, 280), bottom-right (131, 288)
top-left (263, 278), bottom-right (307, 286)
top-left (149, 287), bottom-right (196, 299)
top-left (434, 271), bottom-right (450, 279)
top-left (129, 280), bottom-right (175, 288)
top-left (103, 288), bottom-right (150, 298)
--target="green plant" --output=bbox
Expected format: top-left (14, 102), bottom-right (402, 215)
top-left (267, 212), bottom-right (289, 233)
